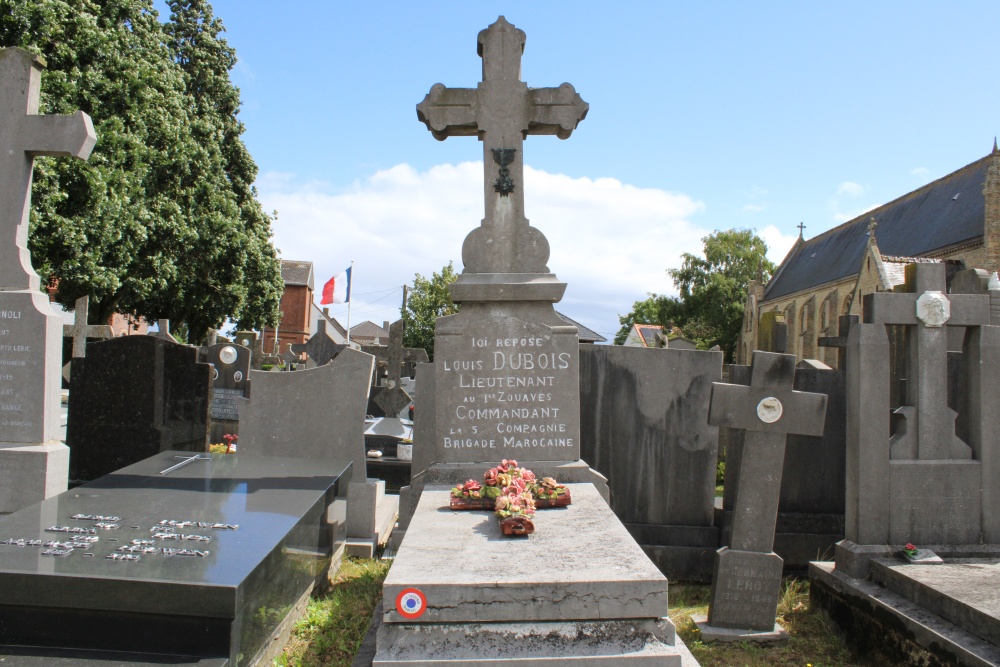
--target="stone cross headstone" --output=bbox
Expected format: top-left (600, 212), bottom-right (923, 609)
top-left (417, 15), bottom-right (588, 278)
top-left (149, 319), bottom-right (178, 343)
top-left (282, 344), bottom-right (302, 370)
top-left (364, 320), bottom-right (428, 418)
top-left (62, 296), bottom-right (113, 359)
top-left (290, 321), bottom-right (346, 367)
top-left (865, 263), bottom-right (988, 460)
top-left (841, 261), bottom-right (1000, 556)
top-left (701, 351), bottom-right (827, 637)
top-left (817, 314), bottom-right (858, 371)
top-left (0, 48), bottom-right (96, 513)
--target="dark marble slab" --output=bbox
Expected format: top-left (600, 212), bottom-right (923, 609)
top-left (0, 450), bottom-right (351, 666)
top-left (67, 336), bottom-right (213, 482)
top-left (0, 645), bottom-right (227, 666)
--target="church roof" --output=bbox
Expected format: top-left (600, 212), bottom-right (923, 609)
top-left (765, 154), bottom-right (991, 301)
top-left (555, 311), bottom-right (607, 343)
top-left (280, 260), bottom-right (314, 290)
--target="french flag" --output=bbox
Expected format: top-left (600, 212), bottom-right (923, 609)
top-left (321, 267), bottom-right (352, 305)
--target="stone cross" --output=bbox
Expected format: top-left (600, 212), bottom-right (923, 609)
top-left (63, 295), bottom-right (113, 358)
top-left (290, 321), bottom-right (346, 367)
top-left (283, 344), bottom-right (302, 370)
top-left (149, 319), bottom-right (178, 343)
top-left (704, 351), bottom-right (827, 633)
top-left (1, 49), bottom-right (96, 291)
top-left (864, 262), bottom-right (989, 460)
top-left (365, 320), bottom-right (428, 417)
top-left (416, 16), bottom-right (588, 274)
top-left (817, 314), bottom-right (858, 370)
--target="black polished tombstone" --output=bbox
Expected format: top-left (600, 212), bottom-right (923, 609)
top-left (200, 342), bottom-right (251, 444)
top-left (67, 336), bottom-right (213, 482)
top-left (0, 450), bottom-right (351, 666)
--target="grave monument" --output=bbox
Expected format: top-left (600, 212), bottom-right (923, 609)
top-left (377, 18), bottom-right (698, 665)
top-left (696, 351), bottom-right (827, 642)
top-left (810, 262), bottom-right (1000, 665)
top-left (0, 48), bottom-right (96, 514)
top-left (200, 341), bottom-right (251, 443)
top-left (60, 295), bottom-right (113, 383)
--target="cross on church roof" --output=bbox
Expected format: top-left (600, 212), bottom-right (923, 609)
top-left (63, 295), bottom-right (113, 359)
top-left (0, 48), bottom-right (96, 292)
top-left (797, 222), bottom-right (807, 238)
top-left (416, 16), bottom-right (588, 275)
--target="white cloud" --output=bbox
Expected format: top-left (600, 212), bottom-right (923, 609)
top-left (832, 204), bottom-right (878, 223)
top-left (912, 167), bottom-right (930, 180)
top-left (258, 163), bottom-right (707, 342)
top-left (837, 181), bottom-right (866, 198)
top-left (759, 225), bottom-right (797, 264)
top-left (743, 203), bottom-right (767, 213)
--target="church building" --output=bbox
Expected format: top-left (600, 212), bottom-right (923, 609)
top-left (738, 144), bottom-right (1000, 365)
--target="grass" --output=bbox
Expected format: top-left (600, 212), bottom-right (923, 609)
top-left (669, 579), bottom-right (861, 667)
top-left (275, 557), bottom-right (390, 667)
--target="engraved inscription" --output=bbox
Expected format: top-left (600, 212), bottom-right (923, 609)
top-left (440, 335), bottom-right (575, 452)
top-left (210, 387), bottom-right (243, 421)
top-left (0, 307), bottom-right (37, 435)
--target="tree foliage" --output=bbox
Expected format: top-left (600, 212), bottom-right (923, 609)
top-left (0, 0), bottom-right (282, 343)
top-left (402, 262), bottom-right (459, 361)
top-left (614, 229), bottom-right (775, 360)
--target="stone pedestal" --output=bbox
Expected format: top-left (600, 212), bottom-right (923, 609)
top-left (0, 291), bottom-right (70, 514)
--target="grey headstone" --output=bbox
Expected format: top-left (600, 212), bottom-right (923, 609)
top-left (865, 264), bottom-right (988, 461)
top-left (817, 314), bottom-right (858, 371)
top-left (844, 263), bottom-right (1000, 549)
top-left (290, 320), bottom-right (347, 367)
top-left (237, 347), bottom-right (374, 477)
top-left (363, 320), bottom-right (428, 418)
top-left (0, 48), bottom-right (94, 511)
top-left (706, 351), bottom-right (827, 632)
top-left (579, 344), bottom-right (722, 580)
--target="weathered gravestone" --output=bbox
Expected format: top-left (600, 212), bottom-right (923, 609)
top-left (808, 262), bottom-right (1000, 665)
top-left (148, 319), bottom-right (178, 344)
top-left (696, 351), bottom-right (827, 642)
top-left (290, 320), bottom-right (347, 368)
top-left (0, 449), bottom-right (351, 665)
top-left (0, 48), bottom-right (96, 514)
top-left (719, 358), bottom-right (846, 572)
top-left (817, 314), bottom-right (858, 370)
top-left (579, 344), bottom-right (723, 582)
top-left (66, 336), bottom-right (212, 482)
top-left (200, 342), bottom-right (251, 444)
top-left (237, 348), bottom-right (395, 557)
top-left (379, 18), bottom-right (697, 666)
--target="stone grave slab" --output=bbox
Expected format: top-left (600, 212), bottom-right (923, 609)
top-left (0, 449), bottom-right (351, 665)
top-left (66, 336), bottom-right (212, 482)
top-left (870, 558), bottom-right (1000, 648)
top-left (377, 484), bottom-right (695, 665)
top-left (384, 485), bottom-right (668, 623)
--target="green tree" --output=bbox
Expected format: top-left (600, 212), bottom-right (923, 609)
top-left (164, 0), bottom-right (282, 335)
top-left (615, 229), bottom-right (775, 360)
top-left (402, 262), bottom-right (459, 361)
top-left (0, 0), bottom-right (282, 343)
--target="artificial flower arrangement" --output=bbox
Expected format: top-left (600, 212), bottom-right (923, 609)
top-left (450, 459), bottom-right (571, 536)
top-left (208, 434), bottom-right (238, 454)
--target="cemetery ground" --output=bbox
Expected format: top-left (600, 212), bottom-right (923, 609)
top-left (276, 557), bottom-right (860, 667)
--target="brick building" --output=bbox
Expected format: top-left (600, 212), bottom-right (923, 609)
top-left (739, 144), bottom-right (1000, 365)
top-left (262, 260), bottom-right (348, 356)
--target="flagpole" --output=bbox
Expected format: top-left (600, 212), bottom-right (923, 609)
top-left (346, 260), bottom-right (354, 346)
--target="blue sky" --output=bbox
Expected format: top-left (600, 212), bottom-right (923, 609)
top-left (157, 1), bottom-right (1000, 340)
